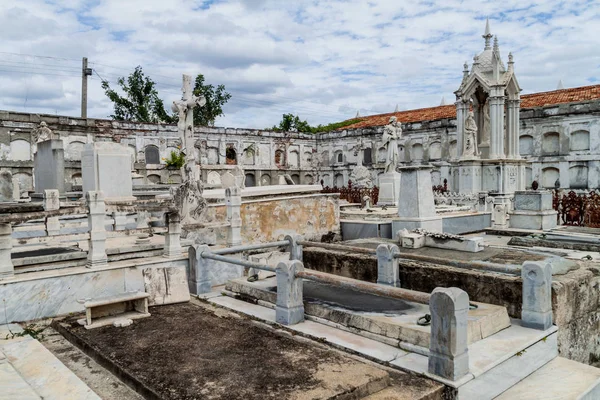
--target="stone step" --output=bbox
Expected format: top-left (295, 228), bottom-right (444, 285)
top-left (0, 331), bottom-right (101, 400)
top-left (0, 361), bottom-right (40, 400)
top-left (495, 357), bottom-right (600, 400)
top-left (362, 384), bottom-right (444, 400)
top-left (458, 321), bottom-right (558, 400)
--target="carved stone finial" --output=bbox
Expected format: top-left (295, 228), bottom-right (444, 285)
top-left (493, 35), bottom-right (499, 52)
top-left (483, 18), bottom-right (493, 49)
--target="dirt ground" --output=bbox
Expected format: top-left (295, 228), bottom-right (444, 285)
top-left (56, 301), bottom-right (403, 400)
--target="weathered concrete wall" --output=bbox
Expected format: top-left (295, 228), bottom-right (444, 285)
top-left (303, 247), bottom-right (600, 366)
top-left (2, 99), bottom-right (600, 191)
top-left (188, 193), bottom-right (340, 245)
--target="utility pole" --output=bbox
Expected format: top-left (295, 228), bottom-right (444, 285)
top-left (81, 57), bottom-right (92, 119)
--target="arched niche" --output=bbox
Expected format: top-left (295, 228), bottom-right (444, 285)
top-left (207, 171), bottom-right (221, 185)
top-left (289, 150), bottom-right (300, 168)
top-left (71, 173), bottom-right (82, 186)
top-left (429, 142), bottom-right (442, 160)
top-left (412, 143), bottom-right (424, 160)
top-left (147, 174), bottom-right (161, 184)
top-left (291, 174), bottom-right (300, 184)
top-left (570, 130), bottom-right (590, 151)
top-left (334, 173), bottom-right (344, 187)
top-left (377, 147), bottom-right (386, 163)
top-left (542, 167), bottom-right (559, 188)
top-left (519, 135), bottom-right (534, 156)
top-left (242, 147), bottom-right (255, 165)
top-left (260, 174), bottom-right (271, 186)
top-left (10, 140), bottom-right (31, 161)
top-left (321, 174), bottom-right (331, 187)
top-left (334, 150), bottom-right (343, 164)
top-left (145, 145), bottom-right (160, 164)
top-left (169, 174), bottom-right (182, 184)
top-left (245, 173), bottom-right (256, 187)
top-left (569, 164), bottom-right (588, 189)
top-left (13, 172), bottom-right (33, 191)
top-left (542, 132), bottom-right (559, 155)
top-left (66, 140), bottom-right (85, 161)
top-left (305, 174), bottom-right (314, 184)
top-left (225, 147), bottom-right (237, 165)
top-left (275, 149), bottom-right (285, 166)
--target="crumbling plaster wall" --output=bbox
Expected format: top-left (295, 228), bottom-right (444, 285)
top-left (2, 100), bottom-right (600, 191)
top-left (186, 193), bottom-right (340, 245)
top-left (303, 247), bottom-right (600, 367)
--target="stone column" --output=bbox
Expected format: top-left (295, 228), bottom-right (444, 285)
top-left (510, 99), bottom-right (521, 158)
top-left (376, 243), bottom-right (400, 287)
top-left (34, 139), bottom-right (65, 194)
top-left (285, 234), bottom-right (303, 261)
top-left (428, 287), bottom-right (470, 381)
top-left (489, 89), bottom-right (506, 159)
top-left (11, 177), bottom-right (20, 201)
top-left (455, 99), bottom-right (467, 160)
top-left (225, 187), bottom-right (242, 247)
top-left (188, 244), bottom-right (212, 295)
top-left (0, 223), bottom-right (13, 279)
top-left (164, 212), bottom-right (182, 257)
top-left (275, 260), bottom-right (304, 326)
top-left (521, 261), bottom-right (553, 330)
top-left (86, 191), bottom-right (108, 267)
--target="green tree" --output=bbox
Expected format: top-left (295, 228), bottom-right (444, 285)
top-left (192, 74), bottom-right (232, 126)
top-left (270, 113), bottom-right (362, 134)
top-left (272, 113), bottom-right (312, 133)
top-left (101, 66), bottom-right (174, 123)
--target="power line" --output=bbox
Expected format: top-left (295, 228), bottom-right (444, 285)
top-left (0, 68), bottom-right (79, 78)
top-left (0, 51), bottom-right (81, 62)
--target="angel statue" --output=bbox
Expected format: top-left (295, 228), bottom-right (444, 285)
top-left (382, 116), bottom-right (402, 173)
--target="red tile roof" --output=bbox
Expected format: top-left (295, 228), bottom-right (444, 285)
top-left (340, 84), bottom-right (600, 130)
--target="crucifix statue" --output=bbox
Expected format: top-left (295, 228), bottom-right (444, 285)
top-left (171, 74), bottom-right (206, 181)
top-left (169, 74), bottom-right (208, 226)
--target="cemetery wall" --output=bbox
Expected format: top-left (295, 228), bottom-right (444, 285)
top-left (1, 98), bottom-right (600, 191)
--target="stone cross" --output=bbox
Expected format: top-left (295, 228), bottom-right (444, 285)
top-left (171, 74), bottom-right (206, 181)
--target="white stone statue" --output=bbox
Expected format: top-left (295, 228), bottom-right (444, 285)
top-left (382, 116), bottom-right (402, 173)
top-left (463, 110), bottom-right (480, 158)
top-left (482, 101), bottom-right (491, 145)
top-left (350, 165), bottom-right (373, 188)
top-left (171, 75), bottom-right (206, 182)
top-left (32, 121), bottom-right (55, 143)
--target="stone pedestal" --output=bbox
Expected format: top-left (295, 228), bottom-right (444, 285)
top-left (34, 139), bottom-right (65, 194)
top-left (457, 160), bottom-right (482, 194)
top-left (82, 142), bottom-right (134, 200)
top-left (377, 171), bottom-right (401, 206)
top-left (509, 190), bottom-right (557, 230)
top-left (392, 165), bottom-right (442, 233)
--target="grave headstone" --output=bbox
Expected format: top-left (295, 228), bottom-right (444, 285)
top-left (221, 172), bottom-right (236, 189)
top-left (82, 142), bottom-right (134, 200)
top-left (34, 139), bottom-right (65, 194)
top-left (0, 171), bottom-right (13, 202)
top-left (11, 176), bottom-right (19, 201)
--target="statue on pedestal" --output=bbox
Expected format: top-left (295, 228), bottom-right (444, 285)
top-left (382, 116), bottom-right (402, 173)
top-left (462, 110), bottom-right (480, 159)
top-left (32, 121), bottom-right (55, 143)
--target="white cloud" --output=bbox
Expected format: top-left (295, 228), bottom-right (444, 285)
top-left (0, 0), bottom-right (598, 128)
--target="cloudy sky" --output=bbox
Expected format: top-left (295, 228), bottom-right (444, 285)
top-left (0, 0), bottom-right (599, 129)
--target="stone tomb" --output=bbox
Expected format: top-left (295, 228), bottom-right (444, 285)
top-left (509, 190), bottom-right (558, 230)
top-left (377, 171), bottom-right (401, 206)
top-left (34, 139), bottom-right (65, 194)
top-left (82, 142), bottom-right (134, 200)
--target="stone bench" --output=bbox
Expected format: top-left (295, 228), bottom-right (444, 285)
top-left (77, 291), bottom-right (150, 329)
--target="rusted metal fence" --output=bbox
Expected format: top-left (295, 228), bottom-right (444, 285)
top-left (432, 179), bottom-right (449, 194)
top-left (552, 190), bottom-right (600, 227)
top-left (321, 180), bottom-right (379, 204)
